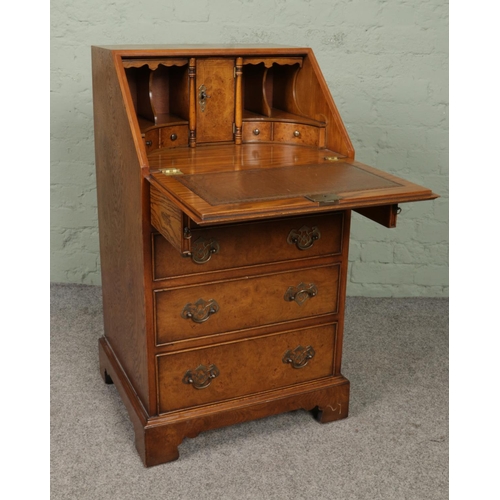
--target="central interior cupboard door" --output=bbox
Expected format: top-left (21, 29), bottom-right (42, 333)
top-left (196, 58), bottom-right (235, 143)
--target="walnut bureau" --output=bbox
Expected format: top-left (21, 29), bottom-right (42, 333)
top-left (91, 45), bottom-right (438, 467)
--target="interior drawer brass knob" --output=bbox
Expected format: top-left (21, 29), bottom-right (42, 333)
top-left (293, 130), bottom-right (301, 137)
top-left (170, 133), bottom-right (177, 141)
top-left (283, 345), bottom-right (315, 369)
top-left (253, 129), bottom-right (260, 136)
top-left (182, 364), bottom-right (220, 389)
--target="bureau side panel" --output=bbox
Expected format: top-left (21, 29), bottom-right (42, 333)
top-left (294, 51), bottom-right (354, 158)
top-left (334, 209), bottom-right (351, 374)
top-left (91, 47), bottom-right (151, 410)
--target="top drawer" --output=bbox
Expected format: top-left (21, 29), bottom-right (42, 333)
top-left (153, 212), bottom-right (345, 280)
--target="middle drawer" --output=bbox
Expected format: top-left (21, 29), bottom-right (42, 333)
top-left (154, 264), bottom-right (340, 345)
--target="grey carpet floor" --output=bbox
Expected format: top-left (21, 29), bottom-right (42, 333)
top-left (51, 284), bottom-right (448, 500)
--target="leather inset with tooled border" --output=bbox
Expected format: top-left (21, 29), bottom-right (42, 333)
top-left (174, 162), bottom-right (401, 206)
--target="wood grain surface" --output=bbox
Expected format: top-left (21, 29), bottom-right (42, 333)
top-left (154, 264), bottom-right (341, 344)
top-left (148, 143), bottom-right (437, 224)
top-left (196, 58), bottom-right (235, 143)
top-left (157, 323), bottom-right (337, 412)
top-left (153, 212), bottom-right (344, 280)
top-left (92, 47), bottom-right (153, 411)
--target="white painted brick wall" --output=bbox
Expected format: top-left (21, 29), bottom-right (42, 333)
top-left (50, 0), bottom-right (449, 296)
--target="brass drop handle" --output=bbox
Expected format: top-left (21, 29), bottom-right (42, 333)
top-left (253, 129), bottom-right (260, 136)
top-left (183, 364), bottom-right (220, 389)
top-left (284, 283), bottom-right (318, 305)
top-left (199, 84), bottom-right (211, 112)
top-left (181, 298), bottom-right (219, 323)
top-left (287, 225), bottom-right (321, 250)
top-left (285, 284), bottom-right (317, 302)
top-left (283, 345), bottom-right (315, 369)
top-left (191, 237), bottom-right (219, 264)
top-left (293, 130), bottom-right (301, 137)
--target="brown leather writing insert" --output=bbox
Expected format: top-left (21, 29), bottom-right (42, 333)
top-left (175, 162), bottom-right (401, 205)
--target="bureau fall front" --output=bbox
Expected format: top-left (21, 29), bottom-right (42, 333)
top-left (91, 45), bottom-right (437, 466)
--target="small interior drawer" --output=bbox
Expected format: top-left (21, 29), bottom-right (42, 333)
top-left (273, 122), bottom-right (323, 147)
top-left (157, 322), bottom-right (337, 413)
top-left (154, 264), bottom-right (340, 344)
top-left (159, 125), bottom-right (189, 148)
top-left (144, 129), bottom-right (159, 153)
top-left (242, 122), bottom-right (272, 142)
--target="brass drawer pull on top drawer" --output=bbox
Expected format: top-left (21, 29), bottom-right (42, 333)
top-left (183, 364), bottom-right (220, 389)
top-left (284, 283), bottom-right (318, 305)
top-left (287, 226), bottom-right (321, 250)
top-left (283, 345), bottom-right (315, 369)
top-left (181, 298), bottom-right (220, 323)
top-left (191, 236), bottom-right (220, 264)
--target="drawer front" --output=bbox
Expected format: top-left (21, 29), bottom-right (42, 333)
top-left (273, 122), bottom-right (322, 147)
top-left (144, 129), bottom-right (159, 153)
top-left (159, 125), bottom-right (189, 148)
top-left (153, 212), bottom-right (344, 280)
top-left (155, 264), bottom-right (340, 344)
top-left (242, 122), bottom-right (272, 142)
top-left (157, 323), bottom-right (337, 412)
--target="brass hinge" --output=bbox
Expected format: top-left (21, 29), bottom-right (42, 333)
top-left (160, 168), bottom-right (183, 176)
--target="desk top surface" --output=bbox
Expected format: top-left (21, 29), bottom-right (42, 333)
top-left (148, 144), bottom-right (437, 224)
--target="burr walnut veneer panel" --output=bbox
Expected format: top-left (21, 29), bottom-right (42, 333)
top-left (154, 264), bottom-right (340, 344)
top-left (152, 212), bottom-right (344, 280)
top-left (157, 323), bottom-right (337, 413)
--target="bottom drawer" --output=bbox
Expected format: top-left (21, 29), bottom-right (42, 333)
top-left (157, 323), bottom-right (337, 413)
